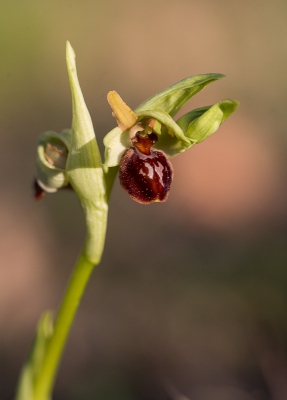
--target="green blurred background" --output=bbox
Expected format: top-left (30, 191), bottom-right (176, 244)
top-left (1, 1), bottom-right (287, 399)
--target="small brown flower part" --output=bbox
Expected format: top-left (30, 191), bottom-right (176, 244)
top-left (33, 179), bottom-right (45, 201)
top-left (119, 132), bottom-right (173, 204)
top-left (33, 179), bottom-right (74, 200)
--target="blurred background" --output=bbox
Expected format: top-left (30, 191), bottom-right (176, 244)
top-left (1, 0), bottom-right (287, 399)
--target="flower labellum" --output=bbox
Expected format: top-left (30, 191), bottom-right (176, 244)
top-left (119, 131), bottom-right (173, 204)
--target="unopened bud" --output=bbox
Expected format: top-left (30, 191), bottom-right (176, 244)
top-left (35, 130), bottom-right (71, 197)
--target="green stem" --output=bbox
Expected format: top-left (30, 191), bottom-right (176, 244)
top-left (32, 251), bottom-right (97, 400)
top-left (31, 167), bottom-right (118, 400)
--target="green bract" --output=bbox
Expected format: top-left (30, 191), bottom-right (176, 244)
top-left (65, 41), bottom-right (108, 264)
top-left (103, 75), bottom-right (238, 168)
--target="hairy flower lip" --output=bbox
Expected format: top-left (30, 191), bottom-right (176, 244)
top-left (119, 147), bottom-right (173, 204)
top-left (133, 148), bottom-right (151, 159)
top-left (119, 131), bottom-right (173, 204)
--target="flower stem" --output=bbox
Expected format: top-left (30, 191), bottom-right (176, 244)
top-left (31, 167), bottom-right (119, 400)
top-left (32, 250), bottom-right (100, 400)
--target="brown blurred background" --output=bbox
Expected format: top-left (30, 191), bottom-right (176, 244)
top-left (1, 1), bottom-right (287, 399)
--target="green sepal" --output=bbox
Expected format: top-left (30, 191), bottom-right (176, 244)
top-left (134, 73), bottom-right (225, 117)
top-left (177, 99), bottom-right (239, 144)
top-left (15, 312), bottom-right (54, 400)
top-left (176, 106), bottom-right (210, 133)
top-left (66, 41), bottom-right (108, 264)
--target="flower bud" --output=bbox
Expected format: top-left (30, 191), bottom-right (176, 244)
top-left (35, 130), bottom-right (71, 198)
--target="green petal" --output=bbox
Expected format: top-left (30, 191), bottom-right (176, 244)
top-left (181, 100), bottom-right (239, 144)
top-left (176, 106), bottom-right (210, 132)
top-left (134, 73), bottom-right (225, 117)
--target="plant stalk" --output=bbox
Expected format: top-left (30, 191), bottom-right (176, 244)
top-left (32, 249), bottom-right (101, 400)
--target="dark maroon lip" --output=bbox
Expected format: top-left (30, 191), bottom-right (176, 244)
top-left (119, 132), bottom-right (173, 204)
